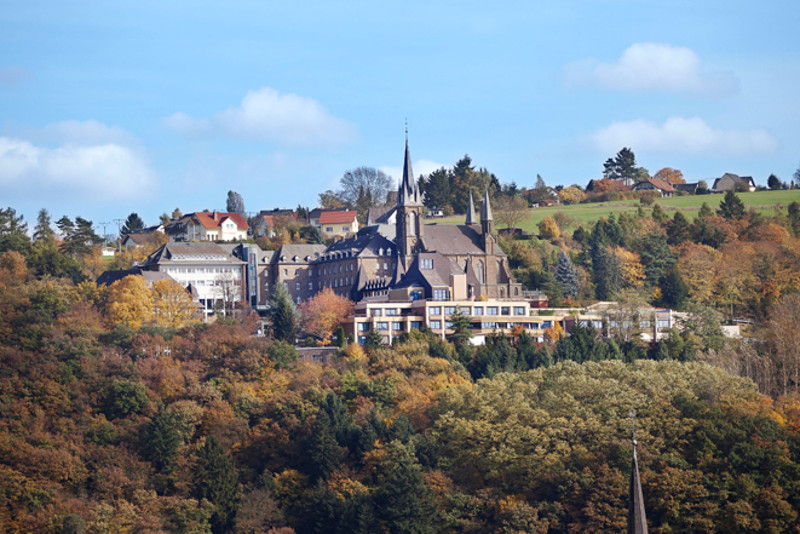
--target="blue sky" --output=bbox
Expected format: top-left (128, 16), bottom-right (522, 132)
top-left (1, 0), bottom-right (798, 234)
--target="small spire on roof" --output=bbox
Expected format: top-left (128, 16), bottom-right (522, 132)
top-left (481, 188), bottom-right (493, 222)
top-left (466, 189), bottom-right (477, 225)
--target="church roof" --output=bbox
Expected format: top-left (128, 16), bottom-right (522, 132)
top-left (420, 224), bottom-right (489, 256)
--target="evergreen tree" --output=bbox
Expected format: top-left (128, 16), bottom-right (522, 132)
top-left (373, 441), bottom-right (434, 534)
top-left (667, 211), bottom-right (691, 245)
top-left (659, 268), bottom-right (689, 309)
top-left (268, 283), bottom-right (297, 343)
top-left (717, 191), bottom-right (745, 220)
top-left (639, 233), bottom-right (677, 286)
top-left (651, 203), bottom-right (667, 224)
top-left (0, 207), bottom-right (31, 254)
top-left (57, 216), bottom-right (103, 257)
top-left (320, 392), bottom-right (353, 446)
top-left (768, 173), bottom-right (784, 190)
top-left (449, 312), bottom-right (473, 359)
top-left (308, 411), bottom-right (344, 479)
top-left (226, 190), bottom-right (245, 214)
top-left (555, 250), bottom-right (580, 299)
top-left (698, 202), bottom-right (713, 218)
top-left (419, 167), bottom-right (452, 211)
top-left (33, 209), bottom-right (55, 243)
top-left (593, 246), bottom-right (622, 300)
top-left (788, 202), bottom-right (800, 235)
top-left (193, 436), bottom-right (238, 534)
top-left (121, 212), bottom-right (145, 236)
top-left (364, 328), bottom-right (384, 349)
top-left (143, 404), bottom-right (182, 474)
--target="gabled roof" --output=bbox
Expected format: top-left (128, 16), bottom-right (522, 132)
top-left (189, 211), bottom-right (249, 230)
top-left (634, 177), bottom-right (676, 192)
top-left (319, 210), bottom-right (357, 224)
top-left (420, 224), bottom-right (490, 256)
top-left (275, 244), bottom-right (327, 264)
top-left (142, 242), bottom-right (244, 266)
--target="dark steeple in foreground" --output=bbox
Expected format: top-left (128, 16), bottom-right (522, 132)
top-left (628, 412), bottom-right (648, 534)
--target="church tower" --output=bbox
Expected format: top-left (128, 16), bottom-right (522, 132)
top-left (481, 188), bottom-right (496, 255)
top-left (396, 132), bottom-right (424, 267)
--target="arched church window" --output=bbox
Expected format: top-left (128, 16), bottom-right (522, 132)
top-left (476, 260), bottom-right (484, 284)
top-left (409, 212), bottom-right (417, 236)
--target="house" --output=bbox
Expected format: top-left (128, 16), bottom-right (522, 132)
top-left (253, 209), bottom-right (298, 237)
top-left (167, 212), bottom-right (249, 242)
top-left (315, 210), bottom-right (359, 238)
top-left (632, 178), bottom-right (677, 197)
top-left (675, 183), bottom-right (699, 194)
top-left (121, 225), bottom-right (166, 249)
top-left (712, 173), bottom-right (756, 193)
top-left (307, 207), bottom-right (348, 228)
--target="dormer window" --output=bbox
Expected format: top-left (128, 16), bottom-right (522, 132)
top-left (420, 258), bottom-right (434, 270)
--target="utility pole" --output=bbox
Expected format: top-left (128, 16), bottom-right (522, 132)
top-left (98, 221), bottom-right (110, 245)
top-left (113, 218), bottom-right (124, 252)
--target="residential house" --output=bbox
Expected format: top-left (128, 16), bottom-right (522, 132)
top-left (712, 173), bottom-right (756, 193)
top-left (675, 183), bottom-right (700, 194)
top-left (167, 212), bottom-right (249, 242)
top-left (316, 210), bottom-right (359, 238)
top-left (121, 224), bottom-right (166, 249)
top-left (632, 177), bottom-right (677, 197)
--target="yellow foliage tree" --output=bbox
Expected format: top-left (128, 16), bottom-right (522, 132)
top-left (544, 322), bottom-right (564, 343)
top-left (612, 246), bottom-right (645, 287)
top-left (676, 243), bottom-right (718, 304)
top-left (152, 279), bottom-right (198, 328)
top-left (538, 216), bottom-right (560, 240)
top-left (654, 167), bottom-right (686, 185)
top-left (558, 186), bottom-right (586, 205)
top-left (105, 275), bottom-right (153, 329)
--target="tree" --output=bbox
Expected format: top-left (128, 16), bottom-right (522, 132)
top-left (152, 279), bottom-right (198, 328)
top-left (660, 268), bottom-right (689, 309)
top-left (298, 288), bottom-right (354, 345)
top-left (494, 195), bottom-right (528, 229)
top-left (767, 174), bottom-right (784, 190)
top-left (121, 212), bottom-right (145, 236)
top-left (717, 191), bottom-right (745, 220)
top-left (57, 216), bottom-right (103, 257)
top-left (307, 411), bottom-right (345, 479)
top-left (373, 440), bottom-right (435, 533)
top-left (603, 147), bottom-right (638, 186)
top-left (651, 204), bottom-right (668, 224)
top-left (318, 190), bottom-right (345, 209)
top-left (793, 164), bottom-right (800, 189)
top-left (558, 186), bottom-right (586, 205)
top-left (654, 168), bottom-right (686, 185)
top-left (555, 250), bottom-right (579, 298)
top-left (105, 274), bottom-right (153, 329)
top-left (667, 212), bottom-right (691, 245)
top-left (193, 436), bottom-right (239, 534)
top-left (338, 167), bottom-right (393, 217)
top-left (143, 404), bottom-right (182, 474)
top-left (640, 233), bottom-right (677, 286)
top-left (0, 207), bottom-right (31, 254)
top-left (33, 209), bottom-right (55, 243)
top-left (593, 246), bottom-right (622, 300)
top-left (269, 283), bottom-right (297, 343)
top-left (538, 216), bottom-right (560, 239)
top-left (226, 191), bottom-right (245, 214)
top-left (420, 168), bottom-right (452, 211)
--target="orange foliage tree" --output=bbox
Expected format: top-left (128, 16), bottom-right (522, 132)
top-left (298, 288), bottom-right (354, 345)
top-left (654, 167), bottom-right (686, 185)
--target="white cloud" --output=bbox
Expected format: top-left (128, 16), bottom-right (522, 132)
top-left (163, 87), bottom-right (357, 147)
top-left (380, 159), bottom-right (445, 184)
top-left (39, 119), bottom-right (136, 145)
top-left (589, 117), bottom-right (778, 156)
top-left (564, 43), bottom-right (738, 96)
top-left (0, 127), bottom-right (156, 200)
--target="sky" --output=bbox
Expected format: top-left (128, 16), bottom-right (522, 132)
top-left (1, 0), bottom-right (799, 236)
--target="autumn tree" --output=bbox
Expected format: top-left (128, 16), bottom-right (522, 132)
top-left (152, 279), bottom-right (198, 328)
top-left (558, 186), bottom-right (586, 205)
top-left (494, 195), bottom-right (528, 229)
top-left (105, 274), bottom-right (153, 329)
top-left (538, 216), bottom-right (560, 239)
top-left (654, 167), bottom-right (686, 185)
top-left (299, 288), bottom-right (354, 345)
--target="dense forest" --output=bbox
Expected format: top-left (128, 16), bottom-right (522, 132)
top-left (3, 199), bottom-right (800, 532)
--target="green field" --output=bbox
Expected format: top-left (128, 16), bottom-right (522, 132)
top-left (434, 189), bottom-right (800, 233)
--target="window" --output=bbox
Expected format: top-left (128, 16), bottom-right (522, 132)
top-left (342, 226), bottom-right (348, 232)
top-left (358, 323), bottom-right (368, 331)
top-left (542, 321), bottom-right (552, 328)
top-left (420, 258), bottom-right (434, 270)
top-left (410, 290), bottom-right (423, 301)
top-left (640, 320), bottom-right (651, 328)
top-left (433, 289), bottom-right (447, 301)
top-left (371, 309), bottom-right (382, 317)
top-left (283, 269), bottom-right (288, 276)
top-left (429, 306), bottom-right (441, 316)
top-left (411, 321), bottom-right (422, 329)
top-left (392, 322), bottom-right (402, 330)
top-left (501, 306), bottom-right (510, 316)
top-left (384, 262), bottom-right (388, 270)
top-left (657, 319), bottom-right (670, 328)
top-left (430, 320), bottom-right (441, 329)
top-left (473, 306), bottom-right (483, 315)
top-left (487, 306), bottom-right (498, 316)
top-left (514, 306), bottom-right (525, 316)
top-left (295, 282), bottom-right (300, 290)
top-left (481, 322), bottom-right (497, 329)
top-left (326, 227), bottom-right (333, 232)
top-left (308, 282), bottom-right (313, 290)
top-left (444, 306), bottom-right (456, 316)
top-left (385, 308), bottom-right (397, 316)
top-left (358, 336), bottom-right (366, 344)
top-left (376, 322), bottom-right (388, 330)
top-left (445, 321), bottom-right (454, 329)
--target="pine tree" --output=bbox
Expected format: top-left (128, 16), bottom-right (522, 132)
top-left (33, 209), bottom-right (55, 242)
top-left (308, 411), bottom-right (344, 479)
top-left (717, 191), bottom-right (745, 220)
top-left (373, 441), bottom-right (434, 534)
top-left (143, 404), bottom-right (182, 474)
top-left (226, 191), bottom-right (245, 214)
top-left (121, 212), bottom-right (145, 236)
top-left (660, 268), bottom-right (688, 309)
top-left (555, 250), bottom-right (580, 299)
top-left (268, 283), bottom-right (297, 343)
top-left (193, 436), bottom-right (238, 534)
top-left (593, 246), bottom-right (622, 301)
top-left (667, 212), bottom-right (691, 245)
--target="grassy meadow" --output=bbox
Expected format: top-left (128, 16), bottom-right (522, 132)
top-left (434, 189), bottom-right (800, 234)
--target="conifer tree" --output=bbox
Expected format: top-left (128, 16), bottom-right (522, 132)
top-left (555, 250), bottom-right (579, 299)
top-left (268, 283), bottom-right (297, 343)
top-left (717, 191), bottom-right (745, 220)
top-left (121, 212), bottom-right (145, 236)
top-left (143, 404), bottom-right (182, 474)
top-left (373, 440), bottom-right (434, 534)
top-left (193, 436), bottom-right (238, 534)
top-left (308, 411), bottom-right (344, 479)
top-left (667, 211), bottom-right (691, 245)
top-left (33, 209), bottom-right (55, 242)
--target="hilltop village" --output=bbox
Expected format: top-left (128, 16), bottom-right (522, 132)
top-left (2, 138), bottom-right (800, 532)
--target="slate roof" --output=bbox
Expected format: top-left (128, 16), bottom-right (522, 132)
top-left (421, 224), bottom-right (488, 256)
top-left (395, 252), bottom-right (474, 292)
top-left (324, 230), bottom-right (395, 259)
top-left (143, 242), bottom-right (243, 266)
top-left (367, 206), bottom-right (395, 225)
top-left (275, 244), bottom-right (327, 264)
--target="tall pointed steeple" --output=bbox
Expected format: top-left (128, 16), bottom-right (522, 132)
top-left (480, 188), bottom-right (494, 238)
top-left (398, 127), bottom-right (421, 207)
top-left (628, 412), bottom-right (648, 534)
top-left (465, 190), bottom-right (477, 225)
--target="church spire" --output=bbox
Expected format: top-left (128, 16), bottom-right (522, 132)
top-left (398, 128), bottom-right (421, 207)
top-left (465, 189), bottom-right (477, 225)
top-left (481, 188), bottom-right (493, 222)
top-left (628, 412), bottom-right (648, 534)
